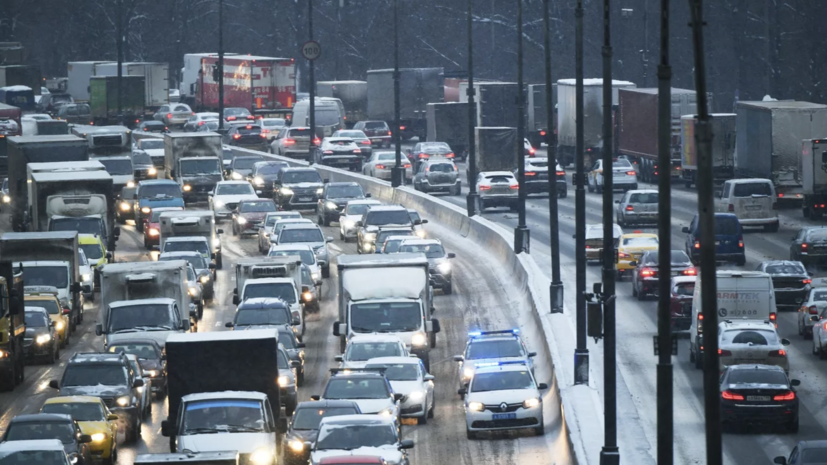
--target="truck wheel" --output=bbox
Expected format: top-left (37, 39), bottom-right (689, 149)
top-left (322, 266), bottom-right (330, 279)
top-left (216, 254), bottom-right (223, 269)
top-left (420, 353), bottom-right (431, 372)
top-left (684, 180), bottom-right (693, 189)
top-left (0, 364), bottom-right (15, 391)
top-left (443, 282), bottom-right (452, 295)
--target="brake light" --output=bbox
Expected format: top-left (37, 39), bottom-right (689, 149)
top-left (718, 349), bottom-right (732, 356)
top-left (770, 312), bottom-right (777, 322)
top-left (167, 113), bottom-right (172, 119)
top-left (361, 140), bottom-right (371, 145)
top-left (640, 268), bottom-right (655, 277)
top-left (135, 119), bottom-right (140, 124)
top-left (804, 279), bottom-right (812, 285)
top-left (778, 193), bottom-right (784, 198)
top-left (227, 116), bottom-right (237, 121)
top-left (529, 148), bottom-right (536, 156)
top-left (556, 171), bottom-right (566, 176)
top-left (540, 130), bottom-right (547, 136)
top-left (262, 129), bottom-right (270, 133)
top-left (446, 152), bottom-right (455, 158)
top-left (246, 115), bottom-right (255, 120)
top-left (525, 171), bottom-right (536, 177)
top-left (768, 349), bottom-right (786, 357)
top-left (721, 390), bottom-right (744, 401)
top-left (246, 125), bottom-right (252, 129)
top-left (802, 243), bottom-right (808, 250)
top-left (809, 305), bottom-right (819, 315)
top-left (626, 171), bottom-right (635, 176)
top-left (618, 252), bottom-right (629, 258)
top-left (283, 138), bottom-right (296, 146)
top-left (773, 391), bottom-right (795, 401)
top-left (625, 205), bottom-right (634, 211)
top-left (683, 268), bottom-right (697, 276)
top-left (400, 126), bottom-right (406, 131)
top-left (510, 184), bottom-right (519, 190)
top-left (259, 133), bottom-right (267, 138)
top-left (143, 128), bottom-right (148, 131)
top-left (479, 185), bottom-right (492, 191)
top-left (728, 204), bottom-right (734, 212)
top-left (418, 153), bottom-right (429, 159)
top-left (376, 164), bottom-right (386, 169)
top-left (824, 322), bottom-right (827, 331)
top-left (388, 131), bottom-right (392, 136)
top-left (232, 134), bottom-right (241, 139)
top-left (354, 148), bottom-right (361, 153)
top-left (738, 239), bottom-right (744, 248)
top-left (323, 150), bottom-right (334, 154)
top-left (313, 137), bottom-right (321, 146)
top-left (198, 121), bottom-right (205, 126)
top-left (403, 164), bottom-right (411, 168)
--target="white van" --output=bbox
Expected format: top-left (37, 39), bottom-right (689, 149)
top-left (290, 97), bottom-right (345, 137)
top-left (714, 178), bottom-right (778, 232)
top-left (688, 270), bottom-right (776, 369)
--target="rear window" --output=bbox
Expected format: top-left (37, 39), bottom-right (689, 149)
top-left (428, 163), bottom-right (455, 173)
top-left (629, 193), bottom-right (658, 204)
top-left (807, 229), bottom-right (827, 242)
top-left (485, 175), bottom-right (513, 183)
top-left (237, 126), bottom-right (262, 135)
top-left (722, 329), bottom-right (778, 345)
top-left (726, 369), bottom-right (787, 385)
top-left (365, 122), bottom-right (388, 129)
top-left (622, 236), bottom-right (658, 247)
top-left (673, 282), bottom-right (695, 296)
top-left (732, 182), bottom-right (772, 197)
top-left (288, 128), bottom-right (311, 137)
top-left (715, 216), bottom-right (741, 235)
top-left (612, 159), bottom-right (633, 169)
top-left (765, 263), bottom-right (806, 275)
top-left (173, 105), bottom-right (191, 112)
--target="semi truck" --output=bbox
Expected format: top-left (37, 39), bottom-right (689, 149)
top-left (367, 68), bottom-right (444, 141)
top-left (316, 80), bottom-right (367, 128)
top-left (67, 61), bottom-right (114, 102)
top-left (195, 55), bottom-right (296, 116)
top-left (7, 135), bottom-right (89, 231)
top-left (0, 102), bottom-right (22, 176)
top-left (526, 83), bottom-right (556, 149)
top-left (800, 139), bottom-right (827, 219)
top-left (163, 133), bottom-right (223, 202)
top-left (178, 53), bottom-right (238, 106)
top-left (94, 62), bottom-right (170, 110)
top-left (89, 75), bottom-right (146, 126)
top-left (158, 210), bottom-right (223, 268)
top-left (556, 78), bottom-right (636, 167)
top-left (466, 126), bottom-right (518, 185)
top-left (735, 100), bottom-right (827, 202)
top-left (426, 102), bottom-right (470, 161)
top-left (680, 113), bottom-right (736, 188)
top-left (459, 81), bottom-right (525, 129)
top-left (0, 65), bottom-right (41, 95)
top-left (0, 85), bottom-right (34, 111)
top-left (333, 253), bottom-right (440, 370)
top-left (0, 262), bottom-right (25, 392)
top-left (616, 88), bottom-right (706, 183)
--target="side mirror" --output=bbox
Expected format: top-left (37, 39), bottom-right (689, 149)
top-left (447, 253), bottom-right (456, 259)
top-left (681, 226), bottom-right (690, 233)
top-left (297, 342), bottom-right (306, 348)
top-left (182, 319), bottom-right (191, 331)
top-left (421, 219), bottom-right (429, 224)
top-left (393, 393), bottom-right (403, 402)
top-left (310, 395), bottom-right (320, 401)
top-left (457, 387), bottom-right (467, 396)
top-left (105, 252), bottom-right (113, 261)
top-left (290, 360), bottom-right (301, 368)
top-left (161, 420), bottom-right (177, 437)
top-left (114, 226), bottom-right (121, 237)
top-left (132, 378), bottom-right (145, 388)
top-left (333, 321), bottom-right (345, 337)
top-left (217, 229), bottom-right (224, 234)
top-left (95, 323), bottom-right (102, 336)
top-left (326, 236), bottom-right (334, 243)
top-left (538, 383), bottom-right (549, 390)
top-left (628, 261), bottom-right (637, 267)
top-left (209, 263), bottom-right (216, 270)
top-left (790, 379), bottom-right (801, 387)
top-left (431, 318), bottom-right (441, 333)
top-left (773, 458), bottom-right (787, 465)
top-left (334, 355), bottom-right (344, 362)
top-left (398, 439), bottom-right (415, 450)
top-left (292, 318), bottom-right (301, 326)
top-left (781, 338), bottom-right (791, 346)
top-left (528, 351), bottom-right (537, 358)
top-left (453, 355), bottom-right (464, 362)
top-left (225, 322), bottom-right (234, 328)
top-left (424, 374), bottom-right (435, 381)
top-left (232, 295), bottom-right (240, 305)
top-left (365, 193), bottom-right (372, 198)
top-left (49, 380), bottom-right (59, 389)
top-left (79, 434), bottom-right (93, 444)
top-left (107, 414), bottom-right (118, 421)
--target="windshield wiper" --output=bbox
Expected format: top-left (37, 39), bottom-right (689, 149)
top-left (111, 328), bottom-right (141, 334)
top-left (131, 325), bottom-right (173, 331)
top-left (224, 424), bottom-right (263, 432)
top-left (183, 427), bottom-right (222, 434)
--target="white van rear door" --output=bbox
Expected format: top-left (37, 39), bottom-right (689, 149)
top-left (716, 276), bottom-right (772, 321)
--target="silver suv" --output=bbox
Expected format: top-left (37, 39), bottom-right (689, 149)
top-left (412, 158), bottom-right (461, 195)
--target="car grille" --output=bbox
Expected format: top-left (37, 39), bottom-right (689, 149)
top-left (22, 338), bottom-right (33, 348)
top-left (483, 402), bottom-right (523, 413)
top-left (401, 405), bottom-right (424, 415)
top-left (472, 418), bottom-right (539, 428)
top-left (92, 135), bottom-right (123, 147)
top-left (289, 187), bottom-right (317, 204)
top-left (189, 184), bottom-right (213, 194)
top-left (225, 202), bottom-right (239, 211)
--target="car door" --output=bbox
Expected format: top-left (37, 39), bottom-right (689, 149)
top-left (791, 230), bottom-right (804, 259)
top-left (590, 160), bottom-right (602, 187)
top-left (714, 181), bottom-right (731, 212)
top-left (156, 105), bottom-right (169, 121)
top-left (617, 191), bottom-right (630, 219)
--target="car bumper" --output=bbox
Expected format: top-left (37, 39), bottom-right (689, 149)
top-left (23, 340), bottom-right (53, 359)
top-left (738, 217), bottom-right (778, 226)
top-left (671, 316), bottom-right (692, 331)
top-left (691, 251), bottom-right (745, 263)
top-left (111, 405), bottom-right (140, 430)
top-left (149, 375), bottom-right (167, 393)
top-left (237, 221), bottom-right (263, 234)
top-left (524, 180), bottom-right (551, 194)
top-left (400, 399), bottom-right (427, 417)
top-left (637, 278), bottom-right (660, 295)
top-left (369, 136), bottom-right (392, 145)
top-left (465, 404), bottom-right (542, 431)
top-left (429, 270), bottom-right (452, 288)
top-left (480, 195), bottom-right (518, 207)
top-left (775, 289), bottom-right (808, 307)
top-left (721, 401), bottom-right (797, 424)
top-left (720, 359), bottom-right (789, 373)
top-left (284, 196), bottom-right (319, 209)
top-left (616, 260), bottom-right (637, 271)
top-left (622, 212), bottom-right (659, 224)
top-left (322, 207), bottom-right (344, 221)
top-left (420, 180), bottom-right (460, 192)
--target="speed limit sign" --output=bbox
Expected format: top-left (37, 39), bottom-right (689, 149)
top-left (302, 41), bottom-right (322, 61)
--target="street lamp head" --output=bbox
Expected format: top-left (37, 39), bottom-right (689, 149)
top-left (621, 8), bottom-right (633, 17)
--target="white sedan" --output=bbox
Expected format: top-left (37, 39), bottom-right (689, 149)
top-left (362, 151), bottom-right (412, 181)
top-left (209, 181), bottom-right (259, 220)
top-left (366, 356), bottom-right (435, 424)
top-left (339, 199), bottom-right (382, 241)
top-left (798, 286), bottom-right (827, 339)
top-left (335, 334), bottom-right (409, 369)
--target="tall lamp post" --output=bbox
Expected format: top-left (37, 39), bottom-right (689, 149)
top-left (218, 0), bottom-right (225, 130)
top-left (308, 0), bottom-right (316, 159)
top-left (391, 0), bottom-right (405, 188)
top-left (543, 0), bottom-right (562, 312)
top-left (514, 0), bottom-right (529, 254)
top-left (116, 0), bottom-right (123, 125)
top-left (465, 0), bottom-right (478, 217)
top-left (573, 0), bottom-right (589, 386)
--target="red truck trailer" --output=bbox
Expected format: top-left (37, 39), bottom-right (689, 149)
top-left (195, 55), bottom-right (296, 116)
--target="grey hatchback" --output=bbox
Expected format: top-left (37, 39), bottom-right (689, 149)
top-left (412, 159), bottom-right (461, 195)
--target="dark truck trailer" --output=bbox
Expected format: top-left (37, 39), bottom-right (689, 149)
top-left (0, 261), bottom-right (25, 392)
top-left (367, 68), bottom-right (443, 141)
top-left (316, 80), bottom-right (367, 128)
top-left (35, 119), bottom-right (69, 135)
top-left (0, 102), bottom-right (22, 177)
top-left (526, 83), bottom-right (557, 148)
top-left (162, 330), bottom-right (283, 443)
top-left (460, 81), bottom-right (526, 129)
top-left (7, 135), bottom-right (89, 231)
top-left (0, 65), bottom-right (41, 95)
top-left (426, 102), bottom-right (470, 161)
top-left (0, 43), bottom-right (26, 66)
top-left (680, 113), bottom-right (735, 188)
top-left (0, 86), bottom-right (34, 112)
top-left (466, 127), bottom-right (518, 185)
top-left (89, 75), bottom-right (146, 127)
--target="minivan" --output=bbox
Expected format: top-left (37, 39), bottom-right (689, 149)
top-left (714, 179), bottom-right (778, 232)
top-left (290, 97), bottom-right (345, 137)
top-left (682, 212), bottom-right (745, 266)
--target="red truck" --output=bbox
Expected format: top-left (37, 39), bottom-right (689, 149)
top-left (195, 55), bottom-right (296, 116)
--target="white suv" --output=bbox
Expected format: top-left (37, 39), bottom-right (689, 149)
top-left (718, 320), bottom-right (790, 373)
top-left (714, 178), bottom-right (778, 232)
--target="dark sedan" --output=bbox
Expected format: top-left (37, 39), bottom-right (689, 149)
top-left (0, 413), bottom-right (93, 465)
top-left (631, 250), bottom-right (696, 300)
top-left (281, 400), bottom-right (362, 465)
top-left (248, 161), bottom-right (290, 197)
top-left (774, 440), bottom-right (827, 464)
top-left (720, 364), bottom-right (799, 433)
top-left (756, 260), bottom-right (811, 309)
top-left (276, 325), bottom-right (307, 385)
top-left (225, 124), bottom-right (268, 151)
top-left (405, 141), bottom-right (455, 164)
top-left (106, 339), bottom-right (167, 399)
top-left (233, 198), bottom-right (277, 236)
top-left (23, 308), bottom-right (59, 364)
top-left (316, 182), bottom-right (368, 226)
top-left (790, 226), bottom-right (827, 267)
top-left (136, 120), bottom-right (168, 133)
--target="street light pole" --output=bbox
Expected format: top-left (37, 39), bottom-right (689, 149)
top-left (687, 1), bottom-right (722, 463)
top-left (218, 0), bottom-right (224, 130)
top-left (514, 0), bottom-right (529, 254)
top-left (573, 0), bottom-right (589, 386)
top-left (465, 0), bottom-right (478, 217)
top-left (543, 0), bottom-right (563, 312)
top-left (391, 0), bottom-right (404, 187)
top-left (308, 0), bottom-right (317, 158)
top-left (116, 0), bottom-right (123, 125)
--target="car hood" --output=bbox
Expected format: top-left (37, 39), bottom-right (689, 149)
top-left (60, 385), bottom-right (130, 398)
top-left (77, 421), bottom-right (112, 436)
top-left (25, 327), bottom-right (50, 338)
top-left (107, 330), bottom-right (177, 349)
top-left (232, 169), bottom-right (254, 176)
top-left (326, 197), bottom-right (364, 206)
top-left (240, 212), bottom-right (268, 221)
top-left (139, 197), bottom-right (185, 209)
top-left (143, 148), bottom-right (165, 158)
top-left (182, 174), bottom-right (222, 183)
top-left (287, 429), bottom-right (318, 443)
top-left (389, 380), bottom-right (422, 396)
top-left (178, 432), bottom-right (275, 454)
top-left (312, 447), bottom-right (403, 465)
top-left (467, 388), bottom-right (538, 405)
top-left (284, 182), bottom-right (323, 189)
top-left (214, 194), bottom-right (259, 204)
top-left (349, 398), bottom-right (394, 414)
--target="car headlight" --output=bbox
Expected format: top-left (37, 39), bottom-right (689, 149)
top-left (311, 272), bottom-right (320, 281)
top-left (35, 334), bottom-right (51, 344)
top-left (438, 261), bottom-right (451, 273)
top-left (116, 396), bottom-right (130, 407)
top-left (411, 332), bottom-right (427, 347)
top-left (237, 216), bottom-right (247, 225)
top-left (0, 349), bottom-right (7, 358)
top-left (302, 291), bottom-right (314, 302)
top-left (55, 321), bottom-right (64, 330)
top-left (214, 200), bottom-right (225, 208)
top-left (213, 238), bottom-right (221, 249)
top-left (127, 180), bottom-right (135, 188)
top-left (314, 247), bottom-right (325, 256)
top-left (316, 188), bottom-right (324, 195)
top-left (325, 201), bottom-right (338, 210)
top-left (254, 176), bottom-right (265, 186)
top-left (408, 390), bottom-right (425, 401)
top-left (343, 219), bottom-right (355, 229)
top-left (281, 187), bottom-right (294, 196)
top-left (467, 401), bottom-right (484, 412)
top-left (363, 232), bottom-right (376, 242)
top-left (231, 172), bottom-right (243, 180)
top-left (148, 167), bottom-right (157, 176)
top-left (416, 229), bottom-right (426, 238)
top-left (144, 370), bottom-right (158, 377)
top-left (362, 242), bottom-right (373, 252)
top-left (523, 397), bottom-right (541, 409)
top-left (183, 184), bottom-right (192, 192)
top-left (119, 202), bottom-right (130, 211)
top-left (200, 275), bottom-right (210, 284)
top-left (141, 207), bottom-right (151, 214)
top-left (2, 195), bottom-right (9, 203)
top-left (249, 448), bottom-right (274, 465)
top-left (288, 439), bottom-right (305, 453)
top-left (81, 273), bottom-right (91, 282)
top-left (278, 375), bottom-right (290, 387)
top-left (90, 433), bottom-right (106, 442)
top-left (148, 228), bottom-right (159, 237)
top-left (68, 452), bottom-right (79, 464)
top-left (378, 408), bottom-right (393, 417)
top-left (463, 367), bottom-right (475, 379)
top-left (188, 287), bottom-right (198, 296)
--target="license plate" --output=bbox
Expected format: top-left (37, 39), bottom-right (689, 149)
top-left (715, 241), bottom-right (721, 245)
top-left (745, 205), bottom-right (762, 211)
top-left (492, 413), bottom-right (516, 420)
top-left (746, 396), bottom-right (770, 401)
top-left (298, 196), bottom-right (312, 202)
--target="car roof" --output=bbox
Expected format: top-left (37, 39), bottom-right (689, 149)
top-left (295, 399), bottom-right (361, 410)
top-left (268, 244), bottom-right (314, 251)
top-left (327, 182), bottom-right (360, 187)
top-left (139, 179), bottom-right (177, 185)
top-left (670, 276), bottom-right (697, 285)
top-left (109, 298), bottom-right (175, 308)
top-left (77, 234), bottom-right (103, 244)
top-left (182, 391), bottom-right (268, 402)
top-left (0, 439), bottom-right (67, 453)
top-left (45, 396), bottom-right (106, 405)
top-left (69, 352), bottom-right (126, 364)
top-left (237, 298), bottom-right (289, 309)
top-left (619, 233), bottom-right (658, 239)
top-left (625, 189), bottom-right (658, 195)
top-left (398, 238), bottom-right (440, 246)
top-left (474, 362), bottom-right (532, 374)
top-left (365, 356), bottom-right (420, 365)
top-left (9, 413), bottom-right (73, 424)
top-left (217, 180), bottom-right (253, 185)
top-left (346, 200), bottom-right (381, 206)
top-left (726, 363), bottom-right (786, 373)
top-left (280, 223), bottom-right (321, 231)
top-left (24, 306), bottom-right (49, 316)
top-left (164, 236), bottom-right (208, 242)
top-left (159, 251), bottom-right (203, 258)
top-left (367, 205), bottom-right (406, 212)
top-left (319, 414), bottom-right (393, 427)
top-left (282, 167), bottom-right (316, 172)
top-left (348, 334), bottom-right (406, 344)
top-left (719, 320), bottom-right (775, 330)
top-left (320, 457), bottom-right (384, 465)
top-left (106, 339), bottom-right (161, 348)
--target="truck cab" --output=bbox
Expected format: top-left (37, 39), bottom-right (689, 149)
top-left (236, 277), bottom-right (303, 338)
top-left (133, 180), bottom-right (185, 232)
top-left (96, 297), bottom-right (190, 350)
top-left (159, 210), bottom-right (223, 269)
top-left (16, 260), bottom-right (77, 325)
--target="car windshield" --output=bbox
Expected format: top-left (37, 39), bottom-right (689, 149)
top-left (99, 159), bottom-right (133, 175)
top-left (5, 422), bottom-right (75, 444)
top-left (41, 402), bottom-right (105, 422)
top-left (139, 184), bottom-right (182, 198)
top-left (428, 163), bottom-right (454, 173)
top-left (163, 241), bottom-right (209, 255)
top-left (732, 182), bottom-right (772, 197)
top-left (337, 131), bottom-right (364, 139)
top-left (159, 254), bottom-right (206, 270)
top-left (274, 221), bottom-right (311, 235)
top-left (346, 203), bottom-right (374, 215)
top-left (181, 399), bottom-right (264, 434)
top-left (346, 342), bottom-right (404, 361)
top-left (366, 210), bottom-right (411, 226)
top-left (327, 185), bottom-right (363, 198)
top-left (801, 449), bottom-right (827, 462)
top-left (235, 308), bottom-right (290, 326)
top-left (715, 216), bottom-right (740, 235)
top-left (268, 249), bottom-right (315, 265)
top-left (277, 350), bottom-right (289, 369)
top-left (140, 140), bottom-right (163, 150)
top-left (673, 282), bottom-right (695, 296)
top-left (233, 157), bottom-right (263, 170)
top-left (240, 201), bottom-right (276, 213)
top-left (279, 228), bottom-right (323, 243)
top-left (765, 263), bottom-right (806, 275)
top-left (350, 301), bottom-right (422, 332)
top-left (484, 175), bottom-right (513, 183)
top-left (49, 218), bottom-right (102, 236)
top-left (527, 160), bottom-right (549, 168)
top-left (243, 283), bottom-right (296, 303)
top-left (108, 304), bottom-right (172, 332)
top-left (316, 109), bottom-right (340, 126)
top-left (79, 243), bottom-right (103, 261)
top-left (26, 299), bottom-right (59, 315)
top-left (256, 163), bottom-right (287, 175)
top-left (107, 343), bottom-right (158, 359)
top-left (180, 159), bottom-right (221, 176)
top-left (78, 250), bottom-right (89, 266)
top-left (622, 237), bottom-right (658, 247)
top-left (0, 451), bottom-right (67, 464)
top-left (132, 153), bottom-right (152, 165)
top-left (612, 160), bottom-right (633, 169)
top-left (216, 184), bottom-right (255, 195)
top-left (323, 378), bottom-right (389, 400)
top-left (62, 365), bottom-right (127, 387)
top-left (224, 108), bottom-right (251, 117)
top-left (278, 330), bottom-right (297, 348)
top-left (808, 229), bottom-right (827, 242)
top-left (726, 369), bottom-right (788, 385)
top-left (24, 312), bottom-right (49, 327)
top-left (364, 122), bottom-right (388, 130)
top-left (365, 363), bottom-right (419, 381)
top-left (467, 339), bottom-right (523, 359)
top-left (670, 251), bottom-right (691, 264)
top-left (287, 128), bottom-right (311, 138)
top-left (420, 143), bottom-right (450, 153)
top-left (376, 152), bottom-right (396, 161)
top-left (316, 423), bottom-right (397, 450)
top-left (21, 266), bottom-right (68, 288)
top-left (722, 330), bottom-right (779, 346)
top-left (383, 239), bottom-right (405, 254)
top-left (236, 126), bottom-right (262, 135)
top-left (291, 407), bottom-right (359, 430)
top-left (399, 243), bottom-right (444, 259)
top-left (326, 139), bottom-right (353, 147)
top-left (629, 193), bottom-right (658, 203)
top-left (282, 170), bottom-right (322, 183)
top-left (377, 231), bottom-right (413, 245)
top-left (472, 370), bottom-right (535, 392)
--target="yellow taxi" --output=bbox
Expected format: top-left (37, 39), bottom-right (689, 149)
top-left (41, 396), bottom-right (119, 464)
top-left (24, 288), bottom-right (69, 347)
top-left (615, 232), bottom-right (659, 278)
top-left (78, 234), bottom-right (110, 283)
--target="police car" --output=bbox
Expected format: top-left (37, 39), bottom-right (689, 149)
top-left (452, 329), bottom-right (536, 395)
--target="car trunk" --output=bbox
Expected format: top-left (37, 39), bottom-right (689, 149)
top-left (734, 194), bottom-right (774, 220)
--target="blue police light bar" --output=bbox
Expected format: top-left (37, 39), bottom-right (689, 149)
top-left (468, 329), bottom-right (520, 337)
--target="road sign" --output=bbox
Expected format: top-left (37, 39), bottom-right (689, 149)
top-left (302, 41), bottom-right (322, 61)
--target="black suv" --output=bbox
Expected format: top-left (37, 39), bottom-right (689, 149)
top-left (274, 168), bottom-right (324, 210)
top-left (225, 123), bottom-right (268, 151)
top-left (248, 161), bottom-right (290, 197)
top-left (316, 182), bottom-right (369, 226)
top-left (49, 352), bottom-right (145, 443)
top-left (1, 413), bottom-right (93, 465)
top-left (281, 400), bottom-right (362, 465)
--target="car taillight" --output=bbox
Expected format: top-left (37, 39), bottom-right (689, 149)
top-left (399, 126), bottom-right (406, 131)
top-left (694, 241), bottom-right (700, 249)
top-left (227, 116), bottom-right (237, 121)
top-left (525, 171), bottom-right (536, 177)
top-left (446, 152), bottom-right (455, 158)
top-left (232, 134), bottom-right (241, 139)
top-left (259, 133), bottom-right (267, 138)
top-left (361, 140), bottom-right (371, 145)
top-left (770, 312), bottom-right (777, 322)
top-left (404, 164), bottom-right (411, 168)
top-left (718, 349), bottom-right (732, 356)
top-left (773, 391), bottom-right (795, 401)
top-left (198, 121), bottom-right (205, 126)
top-left (768, 349), bottom-right (786, 357)
top-left (721, 390), bottom-right (744, 401)
top-left (376, 164), bottom-right (386, 169)
top-left (804, 279), bottom-right (812, 285)
top-left (625, 205), bottom-right (634, 211)
top-left (738, 239), bottom-right (744, 248)
top-left (388, 131), bottom-right (392, 136)
top-left (529, 148), bottom-right (536, 156)
top-left (246, 115), bottom-right (255, 120)
top-left (354, 148), bottom-right (361, 153)
top-left (640, 268), bottom-right (655, 277)
top-left (728, 204), bottom-right (734, 212)
top-left (418, 153), bottom-right (429, 159)
top-left (698, 313), bottom-right (703, 332)
top-left (283, 138), bottom-right (296, 145)
top-left (626, 171), bottom-right (635, 176)
top-left (778, 193), bottom-right (784, 198)
top-left (262, 129), bottom-right (270, 133)
top-left (540, 130), bottom-right (547, 136)
top-left (802, 243), bottom-right (808, 250)
top-left (167, 113), bottom-right (172, 119)
top-left (323, 150), bottom-right (333, 154)
top-left (618, 252), bottom-right (629, 258)
top-left (556, 171), bottom-right (566, 176)
top-left (809, 305), bottom-right (819, 315)
top-left (313, 137), bottom-right (321, 146)
top-left (135, 119), bottom-right (140, 123)
top-left (510, 184), bottom-right (519, 190)
top-left (683, 268), bottom-right (697, 276)
top-left (479, 185), bottom-right (492, 191)
top-left (143, 128), bottom-right (148, 131)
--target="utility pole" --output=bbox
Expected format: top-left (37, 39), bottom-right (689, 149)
top-left (391, 0), bottom-right (404, 187)
top-left (687, 0), bottom-right (722, 463)
top-left (514, 0), bottom-right (529, 254)
top-left (656, 0), bottom-right (674, 461)
top-left (573, 0), bottom-right (589, 386)
top-left (308, 0), bottom-right (316, 158)
top-left (466, 0), bottom-right (479, 217)
top-left (599, 1), bottom-right (619, 464)
top-left (116, 0), bottom-right (123, 125)
top-left (218, 0), bottom-right (225, 130)
top-left (543, 0), bottom-right (563, 313)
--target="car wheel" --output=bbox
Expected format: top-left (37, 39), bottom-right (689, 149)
top-left (814, 338), bottom-right (820, 356)
top-left (596, 184), bottom-right (603, 194)
top-left (631, 281), bottom-right (638, 297)
top-left (297, 370), bottom-right (305, 387)
top-left (466, 428), bottom-right (477, 440)
top-left (736, 256), bottom-right (746, 267)
top-left (417, 413), bottom-right (427, 425)
top-left (443, 282), bottom-right (452, 295)
top-left (799, 319), bottom-right (804, 336)
top-left (232, 224), bottom-right (237, 236)
top-left (820, 342), bottom-right (827, 360)
top-left (787, 419), bottom-right (799, 434)
top-left (428, 398), bottom-right (435, 418)
top-left (322, 266), bottom-right (330, 279)
top-left (694, 345), bottom-right (703, 369)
